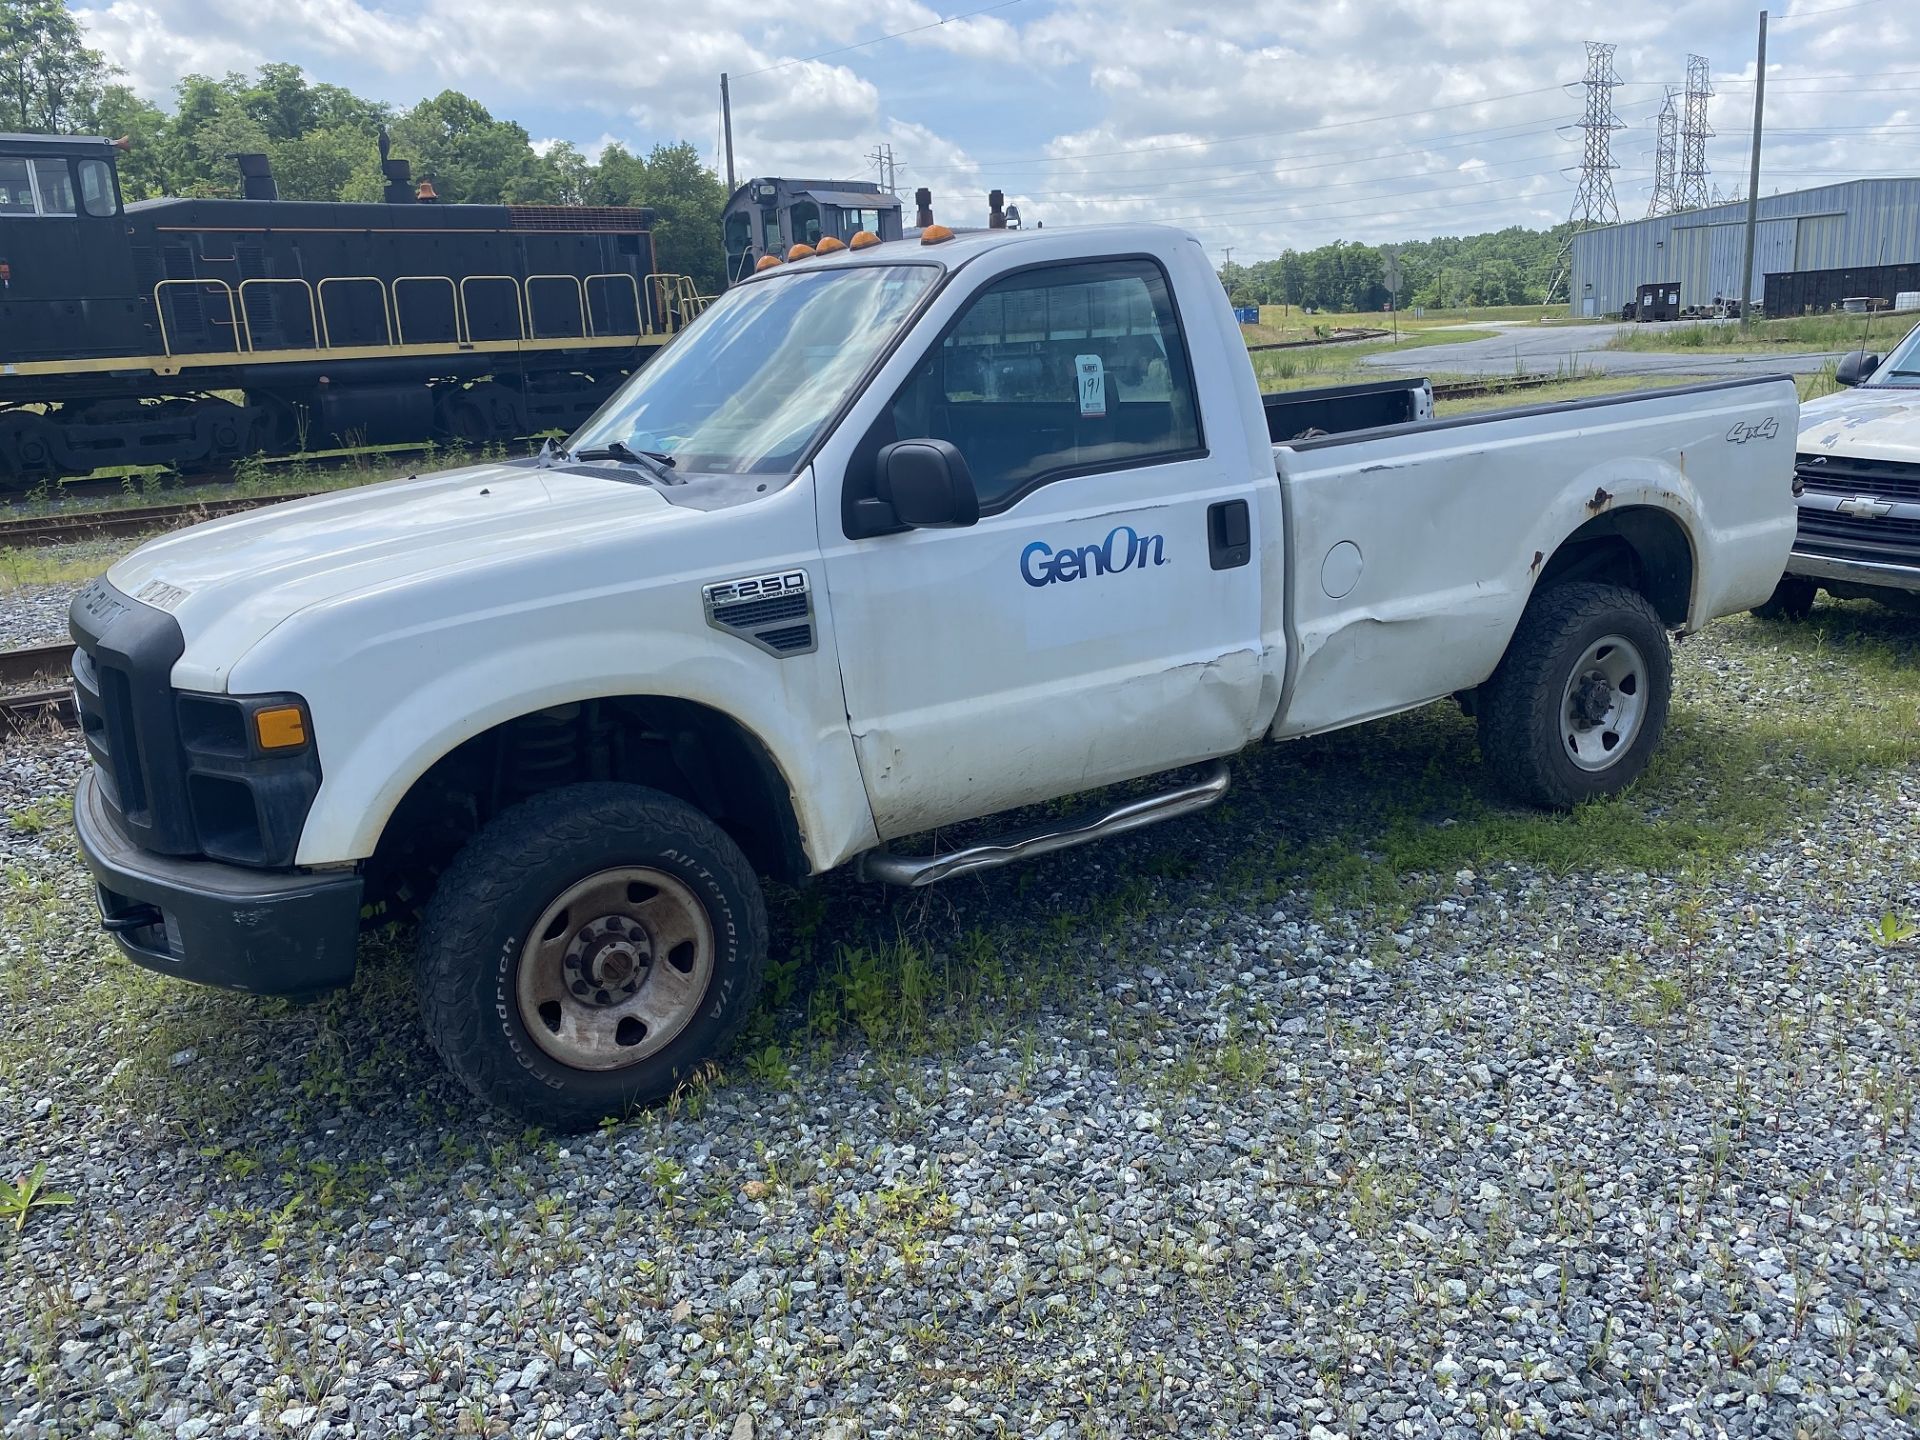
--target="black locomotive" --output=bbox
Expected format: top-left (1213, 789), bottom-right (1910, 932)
top-left (0, 132), bottom-right (698, 483)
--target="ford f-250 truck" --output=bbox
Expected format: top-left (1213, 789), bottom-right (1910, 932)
top-left (1753, 320), bottom-right (1920, 620)
top-left (69, 223), bottom-right (1800, 1127)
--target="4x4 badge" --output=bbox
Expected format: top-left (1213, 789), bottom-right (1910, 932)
top-left (1725, 417), bottom-right (1779, 444)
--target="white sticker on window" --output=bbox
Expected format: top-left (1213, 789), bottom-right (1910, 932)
top-left (1074, 354), bottom-right (1107, 418)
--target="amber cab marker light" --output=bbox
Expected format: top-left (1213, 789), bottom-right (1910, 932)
top-left (254, 705), bottom-right (308, 751)
top-left (848, 230), bottom-right (881, 250)
top-left (919, 224), bottom-right (955, 246)
top-left (754, 254), bottom-right (783, 272)
top-left (787, 243), bottom-right (816, 261)
top-left (815, 235), bottom-right (847, 254)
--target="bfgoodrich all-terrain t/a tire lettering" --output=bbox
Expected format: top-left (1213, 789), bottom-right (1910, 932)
top-left (416, 782), bottom-right (768, 1130)
top-left (1476, 581), bottom-right (1673, 809)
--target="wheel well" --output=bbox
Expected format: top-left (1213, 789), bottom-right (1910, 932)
top-left (1535, 506), bottom-right (1694, 627)
top-left (370, 697), bottom-right (808, 894)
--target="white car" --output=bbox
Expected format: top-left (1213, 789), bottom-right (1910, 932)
top-left (69, 223), bottom-right (1799, 1126)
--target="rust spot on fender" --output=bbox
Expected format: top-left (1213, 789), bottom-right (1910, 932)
top-left (1530, 550), bottom-right (1544, 573)
top-left (1586, 486), bottom-right (1613, 513)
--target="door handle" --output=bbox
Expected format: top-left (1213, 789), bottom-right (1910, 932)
top-left (1207, 499), bottom-right (1250, 570)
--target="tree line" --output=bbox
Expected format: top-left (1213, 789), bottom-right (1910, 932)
top-left (1219, 224), bottom-right (1582, 313)
top-left (0, 0), bottom-right (730, 293)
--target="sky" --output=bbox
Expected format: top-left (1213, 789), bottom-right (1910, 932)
top-left (71, 0), bottom-right (1920, 263)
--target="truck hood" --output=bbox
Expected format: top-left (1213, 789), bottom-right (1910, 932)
top-left (1798, 388), bottom-right (1920, 464)
top-left (107, 461), bottom-right (677, 691)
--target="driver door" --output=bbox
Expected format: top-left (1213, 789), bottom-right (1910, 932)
top-left (816, 253), bottom-right (1268, 840)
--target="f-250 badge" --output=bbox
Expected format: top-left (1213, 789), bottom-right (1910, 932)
top-left (1724, 417), bottom-right (1780, 444)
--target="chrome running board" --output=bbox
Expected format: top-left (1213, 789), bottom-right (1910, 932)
top-left (857, 761), bottom-right (1231, 888)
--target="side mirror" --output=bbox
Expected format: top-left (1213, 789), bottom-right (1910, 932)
top-left (1836, 351), bottom-right (1880, 388)
top-left (874, 440), bottom-right (980, 529)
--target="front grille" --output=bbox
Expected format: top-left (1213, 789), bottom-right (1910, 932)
top-left (68, 579), bottom-right (196, 854)
top-left (1794, 509), bottom-right (1920, 568)
top-left (1796, 452), bottom-right (1920, 503)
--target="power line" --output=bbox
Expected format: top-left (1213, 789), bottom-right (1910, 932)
top-left (732, 0), bottom-right (1030, 80)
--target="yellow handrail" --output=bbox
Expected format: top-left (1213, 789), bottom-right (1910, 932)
top-left (525, 274), bottom-right (587, 339)
top-left (584, 273), bottom-right (643, 339)
top-left (316, 276), bottom-right (393, 349)
top-left (392, 275), bottom-right (461, 346)
top-left (237, 278), bottom-right (320, 353)
top-left (458, 275), bottom-right (525, 343)
top-left (153, 279), bottom-right (239, 357)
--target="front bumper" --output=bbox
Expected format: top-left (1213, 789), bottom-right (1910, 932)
top-left (73, 770), bottom-right (364, 995)
top-left (1788, 550), bottom-right (1920, 592)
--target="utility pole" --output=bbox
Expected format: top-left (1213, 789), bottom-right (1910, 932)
top-left (1738, 12), bottom-right (1768, 327)
top-left (720, 73), bottom-right (736, 193)
top-left (867, 144), bottom-right (899, 195)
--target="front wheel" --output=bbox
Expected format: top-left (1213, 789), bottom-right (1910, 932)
top-left (1476, 581), bottom-right (1673, 808)
top-left (417, 783), bottom-right (768, 1129)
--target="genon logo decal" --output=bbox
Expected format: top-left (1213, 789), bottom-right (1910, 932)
top-left (1021, 526), bottom-right (1169, 588)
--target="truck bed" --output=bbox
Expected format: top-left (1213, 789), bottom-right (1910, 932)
top-left (1266, 375), bottom-right (1800, 740)
top-left (1262, 376), bottom-right (1432, 442)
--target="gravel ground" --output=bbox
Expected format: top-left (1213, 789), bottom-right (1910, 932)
top-left (0, 581), bottom-right (84, 652)
top-left (2, 611), bottom-right (1917, 1440)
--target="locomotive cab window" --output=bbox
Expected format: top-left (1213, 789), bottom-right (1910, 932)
top-left (78, 159), bottom-right (117, 217)
top-left (0, 158), bottom-right (32, 214)
top-left (31, 158), bottom-right (75, 215)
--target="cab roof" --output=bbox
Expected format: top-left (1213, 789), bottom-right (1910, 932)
top-left (735, 223), bottom-right (1199, 284)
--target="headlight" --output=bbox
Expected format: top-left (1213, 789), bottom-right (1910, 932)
top-left (174, 693), bottom-right (321, 866)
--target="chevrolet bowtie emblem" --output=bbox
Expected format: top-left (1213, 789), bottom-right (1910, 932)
top-left (1835, 495), bottom-right (1896, 518)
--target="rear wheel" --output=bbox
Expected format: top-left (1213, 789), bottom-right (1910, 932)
top-left (1476, 581), bottom-right (1672, 808)
top-left (416, 782), bottom-right (768, 1129)
top-left (1751, 575), bottom-right (1817, 621)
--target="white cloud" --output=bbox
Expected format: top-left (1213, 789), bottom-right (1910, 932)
top-left (74, 0), bottom-right (1920, 260)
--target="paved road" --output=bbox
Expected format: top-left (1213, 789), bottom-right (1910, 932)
top-left (1364, 319), bottom-right (1846, 379)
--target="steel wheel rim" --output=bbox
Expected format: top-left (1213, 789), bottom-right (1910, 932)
top-left (515, 866), bottom-right (715, 1071)
top-left (1559, 633), bottom-right (1647, 772)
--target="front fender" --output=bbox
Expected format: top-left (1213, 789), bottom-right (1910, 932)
top-left (227, 593), bottom-right (879, 875)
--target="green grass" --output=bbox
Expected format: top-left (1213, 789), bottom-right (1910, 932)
top-left (1606, 312), bottom-right (1915, 355)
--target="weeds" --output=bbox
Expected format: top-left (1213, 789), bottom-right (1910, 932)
top-left (0, 1163), bottom-right (75, 1232)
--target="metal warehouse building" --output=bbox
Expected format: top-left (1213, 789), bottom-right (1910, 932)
top-left (1568, 177), bottom-right (1920, 317)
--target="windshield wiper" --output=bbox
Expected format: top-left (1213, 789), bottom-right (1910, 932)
top-left (570, 441), bottom-right (682, 485)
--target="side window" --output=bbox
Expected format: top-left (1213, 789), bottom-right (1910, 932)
top-left (881, 259), bottom-right (1201, 511)
top-left (31, 158), bottom-right (74, 215)
top-left (0, 158), bottom-right (33, 214)
top-left (78, 159), bottom-right (117, 217)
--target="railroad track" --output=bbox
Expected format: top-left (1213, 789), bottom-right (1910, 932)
top-left (1430, 374), bottom-right (1566, 400)
top-left (0, 643), bottom-right (78, 736)
top-left (0, 491), bottom-right (324, 550)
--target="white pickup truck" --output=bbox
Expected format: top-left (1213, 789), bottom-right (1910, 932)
top-left (69, 223), bottom-right (1799, 1126)
top-left (1754, 320), bottom-right (1920, 619)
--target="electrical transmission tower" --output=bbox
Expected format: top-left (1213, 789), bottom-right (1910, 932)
top-left (1647, 88), bottom-right (1681, 218)
top-left (867, 144), bottom-right (898, 196)
top-left (1677, 54), bottom-right (1713, 211)
top-left (1568, 41), bottom-right (1625, 229)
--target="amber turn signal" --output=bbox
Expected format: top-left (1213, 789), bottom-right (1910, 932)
top-left (754, 254), bottom-right (782, 271)
top-left (848, 230), bottom-right (881, 250)
top-left (919, 224), bottom-right (955, 245)
top-left (254, 705), bottom-right (308, 750)
top-left (814, 236), bottom-right (847, 254)
top-left (787, 243), bottom-right (816, 261)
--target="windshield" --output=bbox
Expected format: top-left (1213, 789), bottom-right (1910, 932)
top-left (570, 263), bottom-right (939, 477)
top-left (1865, 319), bottom-right (1920, 387)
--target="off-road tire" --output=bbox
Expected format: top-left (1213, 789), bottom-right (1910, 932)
top-left (417, 782), bottom-right (767, 1130)
top-left (1750, 575), bottom-right (1817, 622)
top-left (1476, 581), bottom-right (1672, 809)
